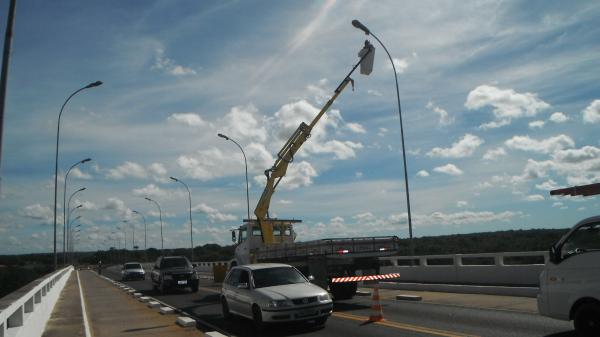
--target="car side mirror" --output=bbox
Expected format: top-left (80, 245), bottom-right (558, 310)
top-left (192, 263), bottom-right (197, 268)
top-left (231, 230), bottom-right (237, 243)
top-left (308, 275), bottom-right (315, 282)
top-left (237, 282), bottom-right (249, 289)
top-left (549, 245), bottom-right (560, 264)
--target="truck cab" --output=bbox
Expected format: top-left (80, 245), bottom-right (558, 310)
top-left (232, 219), bottom-right (299, 266)
top-left (537, 215), bottom-right (600, 336)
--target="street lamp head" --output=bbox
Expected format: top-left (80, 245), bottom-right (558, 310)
top-left (217, 133), bottom-right (229, 140)
top-left (144, 197), bottom-right (152, 201)
top-left (132, 210), bottom-right (139, 214)
top-left (75, 204), bottom-right (83, 209)
top-left (352, 19), bottom-right (370, 35)
top-left (77, 187), bottom-right (86, 192)
top-left (169, 176), bottom-right (179, 182)
top-left (81, 158), bottom-right (92, 164)
top-left (85, 81), bottom-right (103, 89)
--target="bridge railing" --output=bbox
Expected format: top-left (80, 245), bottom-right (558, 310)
top-left (0, 266), bottom-right (73, 337)
top-left (380, 251), bottom-right (548, 286)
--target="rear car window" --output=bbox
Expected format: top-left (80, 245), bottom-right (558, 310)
top-left (124, 263), bottom-right (142, 269)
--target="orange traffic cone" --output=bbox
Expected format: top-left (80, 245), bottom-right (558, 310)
top-left (365, 284), bottom-right (384, 323)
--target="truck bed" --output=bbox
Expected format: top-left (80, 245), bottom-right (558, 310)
top-left (256, 236), bottom-right (401, 261)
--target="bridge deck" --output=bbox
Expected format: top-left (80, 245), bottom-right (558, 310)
top-left (42, 269), bottom-right (203, 337)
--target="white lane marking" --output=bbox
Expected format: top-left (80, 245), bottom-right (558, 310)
top-left (77, 271), bottom-right (93, 337)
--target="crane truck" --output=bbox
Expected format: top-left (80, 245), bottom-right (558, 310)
top-left (229, 40), bottom-right (402, 300)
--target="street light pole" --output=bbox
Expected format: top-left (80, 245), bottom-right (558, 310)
top-left (144, 197), bottom-right (164, 255)
top-left (170, 176), bottom-right (194, 262)
top-left (123, 220), bottom-right (134, 250)
top-left (69, 217), bottom-right (81, 262)
top-left (65, 187), bottom-right (85, 264)
top-left (351, 20), bottom-right (414, 258)
top-left (63, 158), bottom-right (90, 264)
top-left (52, 80), bottom-right (102, 270)
top-left (217, 133), bottom-right (250, 221)
top-left (132, 210), bottom-right (147, 250)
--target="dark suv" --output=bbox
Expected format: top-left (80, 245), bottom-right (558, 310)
top-left (150, 256), bottom-right (199, 293)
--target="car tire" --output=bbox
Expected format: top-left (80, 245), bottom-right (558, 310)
top-left (221, 297), bottom-right (232, 319)
top-left (314, 316), bottom-right (328, 326)
top-left (574, 302), bottom-right (600, 337)
top-left (252, 304), bottom-right (264, 330)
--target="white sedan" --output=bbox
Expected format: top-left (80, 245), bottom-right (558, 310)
top-left (221, 263), bottom-right (333, 328)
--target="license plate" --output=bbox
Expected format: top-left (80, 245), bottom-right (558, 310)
top-left (178, 280), bottom-right (187, 285)
top-left (297, 309), bottom-right (316, 318)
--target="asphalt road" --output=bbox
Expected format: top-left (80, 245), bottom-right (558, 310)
top-left (102, 268), bottom-right (574, 337)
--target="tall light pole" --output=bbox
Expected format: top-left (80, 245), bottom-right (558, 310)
top-left (217, 133), bottom-right (250, 221)
top-left (132, 210), bottom-right (147, 250)
top-left (52, 80), bottom-right (102, 269)
top-left (123, 220), bottom-right (134, 250)
top-left (63, 158), bottom-right (90, 263)
top-left (0, 0), bottom-right (17, 185)
top-left (65, 187), bottom-right (85, 264)
top-left (352, 20), bottom-right (414, 258)
top-left (69, 217), bottom-right (81, 262)
top-left (144, 197), bottom-right (164, 255)
top-left (170, 176), bottom-right (194, 262)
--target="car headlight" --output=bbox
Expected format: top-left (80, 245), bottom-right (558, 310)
top-left (265, 300), bottom-right (291, 308)
top-left (163, 274), bottom-right (173, 280)
top-left (318, 293), bottom-right (331, 302)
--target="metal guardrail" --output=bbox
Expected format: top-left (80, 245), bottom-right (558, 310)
top-left (0, 266), bottom-right (73, 337)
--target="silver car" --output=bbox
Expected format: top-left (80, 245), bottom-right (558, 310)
top-left (121, 262), bottom-right (145, 281)
top-left (221, 263), bottom-right (333, 328)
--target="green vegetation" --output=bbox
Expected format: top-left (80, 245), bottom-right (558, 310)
top-left (0, 228), bottom-right (568, 299)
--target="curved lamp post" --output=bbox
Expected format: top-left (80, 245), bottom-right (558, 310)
top-left (52, 81), bottom-right (102, 269)
top-left (62, 157), bottom-right (90, 262)
top-left (132, 210), bottom-right (147, 251)
top-left (170, 176), bottom-right (194, 262)
top-left (144, 197), bottom-right (164, 255)
top-left (217, 133), bottom-right (250, 221)
top-left (352, 20), bottom-right (414, 258)
top-left (68, 216), bottom-right (81, 263)
top-left (64, 187), bottom-right (85, 264)
top-left (123, 220), bottom-right (134, 249)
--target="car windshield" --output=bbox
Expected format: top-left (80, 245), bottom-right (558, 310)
top-left (252, 267), bottom-right (306, 288)
top-left (124, 263), bottom-right (141, 269)
top-left (161, 258), bottom-right (189, 268)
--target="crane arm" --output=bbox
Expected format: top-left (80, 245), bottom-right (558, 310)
top-left (253, 41), bottom-right (375, 244)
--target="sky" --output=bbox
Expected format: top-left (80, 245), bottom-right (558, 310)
top-left (0, 0), bottom-right (599, 255)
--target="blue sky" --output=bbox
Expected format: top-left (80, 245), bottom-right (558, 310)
top-left (1, 0), bottom-right (599, 254)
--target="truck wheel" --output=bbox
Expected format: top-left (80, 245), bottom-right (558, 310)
top-left (574, 302), bottom-right (600, 337)
top-left (330, 282), bottom-right (357, 300)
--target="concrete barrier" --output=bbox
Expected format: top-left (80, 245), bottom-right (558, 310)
top-left (0, 266), bottom-right (73, 337)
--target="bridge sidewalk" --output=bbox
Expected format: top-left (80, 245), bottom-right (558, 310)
top-left (43, 269), bottom-right (203, 337)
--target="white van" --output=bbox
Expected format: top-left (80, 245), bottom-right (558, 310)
top-left (537, 216), bottom-right (600, 336)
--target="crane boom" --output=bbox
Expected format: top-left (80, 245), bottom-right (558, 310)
top-left (253, 41), bottom-right (375, 245)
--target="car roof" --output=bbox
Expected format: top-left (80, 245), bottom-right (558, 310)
top-left (236, 263), bottom-right (292, 271)
top-left (162, 256), bottom-right (187, 259)
top-left (124, 262), bottom-right (141, 265)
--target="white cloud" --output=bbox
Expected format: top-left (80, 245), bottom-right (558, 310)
top-left (427, 134), bottom-right (484, 158)
top-left (346, 122), bottom-right (366, 134)
top-left (106, 161), bottom-right (147, 180)
top-left (433, 164), bottom-right (463, 176)
top-left (355, 171), bottom-right (363, 178)
top-left (101, 198), bottom-right (131, 218)
top-left (549, 112), bottom-right (568, 123)
top-left (483, 147), bottom-right (507, 161)
top-left (306, 78), bottom-right (329, 104)
top-left (152, 48), bottom-right (196, 76)
top-left (553, 146), bottom-right (600, 163)
top-left (70, 167), bottom-right (92, 179)
top-left (582, 100), bottom-right (600, 123)
top-left (367, 89), bottom-right (383, 97)
top-left (21, 204), bottom-right (54, 223)
top-left (220, 104), bottom-right (268, 143)
top-left (456, 201), bottom-right (468, 208)
top-left (278, 200), bottom-right (292, 205)
top-left (528, 120), bottom-right (545, 129)
top-left (535, 179), bottom-right (559, 191)
top-left (552, 202), bottom-right (564, 208)
top-left (525, 194), bottom-right (545, 202)
top-left (426, 101), bottom-right (454, 126)
top-left (281, 161), bottom-right (318, 190)
top-left (465, 85), bottom-right (550, 129)
top-left (167, 113), bottom-right (206, 127)
top-left (505, 135), bottom-right (574, 154)
top-left (390, 58), bottom-right (409, 74)
top-left (377, 128), bottom-right (388, 137)
top-left (132, 184), bottom-right (168, 199)
top-left (192, 203), bottom-right (236, 222)
top-left (416, 170), bottom-right (430, 177)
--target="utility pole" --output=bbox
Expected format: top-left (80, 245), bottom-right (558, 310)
top-left (0, 0), bottom-right (17, 192)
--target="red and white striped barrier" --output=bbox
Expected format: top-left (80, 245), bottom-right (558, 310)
top-left (331, 273), bottom-right (400, 283)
